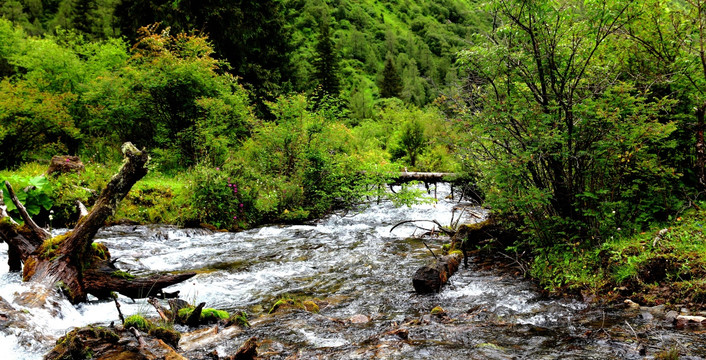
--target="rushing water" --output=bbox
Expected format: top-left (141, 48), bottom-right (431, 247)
top-left (2, 184), bottom-right (706, 359)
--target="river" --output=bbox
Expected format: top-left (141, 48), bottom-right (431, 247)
top-left (1, 184), bottom-right (705, 359)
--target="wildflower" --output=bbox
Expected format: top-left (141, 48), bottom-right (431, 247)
top-left (239, 203), bottom-right (244, 208)
top-left (216, 167), bottom-right (220, 171)
top-left (233, 216), bottom-right (237, 220)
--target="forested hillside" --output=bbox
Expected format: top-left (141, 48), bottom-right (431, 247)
top-left (0, 0), bottom-right (486, 115)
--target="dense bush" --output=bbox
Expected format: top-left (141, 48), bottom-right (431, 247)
top-left (85, 26), bottom-right (252, 170)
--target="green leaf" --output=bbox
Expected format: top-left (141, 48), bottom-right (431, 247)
top-left (29, 175), bottom-right (48, 190)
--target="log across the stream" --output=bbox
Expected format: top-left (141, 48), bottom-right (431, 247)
top-left (0, 143), bottom-right (195, 303)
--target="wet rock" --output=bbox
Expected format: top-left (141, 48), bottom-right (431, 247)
top-left (350, 314), bottom-right (370, 324)
top-left (624, 299), bottom-right (641, 310)
top-left (645, 304), bottom-right (666, 317)
top-left (639, 312), bottom-right (654, 321)
top-left (665, 310), bottom-right (679, 324)
top-left (383, 328), bottom-right (409, 340)
top-left (675, 315), bottom-right (706, 327)
top-left (222, 336), bottom-right (257, 360)
top-left (13, 284), bottom-right (62, 317)
top-left (0, 296), bottom-right (27, 331)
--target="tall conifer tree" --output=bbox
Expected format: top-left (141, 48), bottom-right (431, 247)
top-left (380, 54), bottom-right (402, 99)
top-left (312, 19), bottom-right (340, 96)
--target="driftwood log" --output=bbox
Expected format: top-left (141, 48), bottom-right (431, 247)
top-left (412, 253), bottom-right (462, 294)
top-left (411, 216), bottom-right (512, 294)
top-left (0, 143), bottom-right (195, 303)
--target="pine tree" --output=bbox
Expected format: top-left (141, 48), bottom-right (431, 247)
top-left (312, 19), bottom-right (340, 96)
top-left (379, 54), bottom-right (402, 99)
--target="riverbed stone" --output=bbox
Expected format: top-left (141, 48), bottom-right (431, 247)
top-left (665, 310), bottom-right (679, 324)
top-left (350, 314), bottom-right (370, 324)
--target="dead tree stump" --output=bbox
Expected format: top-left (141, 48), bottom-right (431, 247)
top-left (47, 155), bottom-right (85, 176)
top-left (0, 143), bottom-right (195, 303)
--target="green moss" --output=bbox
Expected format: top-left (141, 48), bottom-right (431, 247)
top-left (229, 311), bottom-right (250, 328)
top-left (39, 233), bottom-right (70, 260)
top-left (50, 326), bottom-right (119, 360)
top-left (124, 314), bottom-right (153, 332)
top-left (269, 298), bottom-right (295, 314)
top-left (110, 270), bottom-right (135, 280)
top-left (201, 308), bottom-right (229, 322)
top-left (177, 307), bottom-right (193, 319)
top-left (91, 242), bottom-right (109, 260)
top-left (302, 300), bottom-right (319, 313)
top-left (430, 306), bottom-right (445, 315)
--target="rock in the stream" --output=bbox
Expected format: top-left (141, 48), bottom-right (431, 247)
top-left (0, 296), bottom-right (27, 331)
top-left (221, 336), bottom-right (258, 360)
top-left (350, 314), bottom-right (370, 324)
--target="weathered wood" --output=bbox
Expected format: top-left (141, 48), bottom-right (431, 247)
top-left (187, 302), bottom-right (206, 327)
top-left (0, 142), bottom-right (196, 305)
top-left (0, 190), bottom-right (40, 271)
top-left (4, 181), bottom-right (50, 241)
top-left (83, 267), bottom-right (196, 300)
top-left (21, 143), bottom-right (151, 303)
top-left (148, 297), bottom-right (171, 322)
top-left (412, 253), bottom-right (462, 294)
top-left (63, 143), bottom-right (149, 259)
top-left (113, 293), bottom-right (125, 325)
top-left (129, 326), bottom-right (147, 348)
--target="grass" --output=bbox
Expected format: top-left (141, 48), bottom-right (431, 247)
top-left (530, 202), bottom-right (706, 307)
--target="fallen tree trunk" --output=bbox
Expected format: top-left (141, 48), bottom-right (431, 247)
top-left (392, 172), bottom-right (457, 184)
top-left (0, 143), bottom-right (195, 303)
top-left (412, 253), bottom-right (462, 294)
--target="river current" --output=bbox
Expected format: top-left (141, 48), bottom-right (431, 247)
top-left (1, 184), bottom-right (706, 359)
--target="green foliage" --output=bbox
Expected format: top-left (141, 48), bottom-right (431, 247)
top-left (0, 174), bottom-right (53, 221)
top-left (391, 118), bottom-right (426, 167)
top-left (191, 94), bottom-right (405, 229)
top-left (458, 1), bottom-right (681, 248)
top-left (0, 81), bottom-right (79, 168)
top-left (312, 17), bottom-right (341, 97)
top-left (124, 314), bottom-right (153, 332)
top-left (115, 0), bottom-right (294, 118)
top-left (86, 27), bottom-right (251, 169)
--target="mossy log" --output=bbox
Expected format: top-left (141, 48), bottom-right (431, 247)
top-left (0, 143), bottom-right (196, 303)
top-left (412, 253), bottom-right (462, 294)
